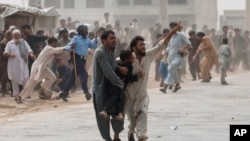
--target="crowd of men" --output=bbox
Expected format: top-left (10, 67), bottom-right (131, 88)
top-left (1, 12), bottom-right (250, 141)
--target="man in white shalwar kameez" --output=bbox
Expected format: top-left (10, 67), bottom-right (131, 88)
top-left (160, 22), bottom-right (191, 93)
top-left (16, 37), bottom-right (66, 103)
top-left (124, 24), bottom-right (182, 141)
top-left (4, 29), bottom-right (35, 101)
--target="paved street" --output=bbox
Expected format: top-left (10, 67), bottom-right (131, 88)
top-left (1, 72), bottom-right (250, 141)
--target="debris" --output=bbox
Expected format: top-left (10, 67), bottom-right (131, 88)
top-left (6, 118), bottom-right (14, 122)
top-left (171, 125), bottom-right (178, 130)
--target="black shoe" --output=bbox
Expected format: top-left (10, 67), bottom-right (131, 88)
top-left (173, 86), bottom-right (181, 92)
top-left (159, 88), bottom-right (166, 94)
top-left (15, 95), bottom-right (22, 104)
top-left (56, 92), bottom-right (68, 102)
top-left (113, 138), bottom-right (121, 141)
top-left (85, 92), bottom-right (92, 101)
top-left (128, 133), bottom-right (135, 141)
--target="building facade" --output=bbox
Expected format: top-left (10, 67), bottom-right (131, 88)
top-left (31, 0), bottom-right (217, 31)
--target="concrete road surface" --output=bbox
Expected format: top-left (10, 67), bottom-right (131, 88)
top-left (0, 72), bottom-right (250, 141)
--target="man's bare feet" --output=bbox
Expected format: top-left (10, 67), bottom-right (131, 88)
top-left (115, 113), bottom-right (124, 121)
top-left (99, 111), bottom-right (109, 119)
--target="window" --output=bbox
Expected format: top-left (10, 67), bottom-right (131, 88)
top-left (45, 0), bottom-right (61, 8)
top-left (86, 0), bottom-right (105, 8)
top-left (118, 0), bottom-right (129, 5)
top-left (134, 0), bottom-right (151, 5)
top-left (64, 0), bottom-right (74, 8)
top-left (168, 0), bottom-right (187, 4)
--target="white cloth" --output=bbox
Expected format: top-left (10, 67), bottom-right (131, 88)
top-left (4, 40), bottom-right (32, 85)
top-left (124, 40), bottom-right (165, 139)
top-left (19, 45), bottom-right (65, 98)
top-left (100, 19), bottom-right (113, 28)
top-left (30, 45), bottom-right (65, 81)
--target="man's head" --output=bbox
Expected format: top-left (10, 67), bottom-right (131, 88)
top-left (162, 28), bottom-right (170, 37)
top-left (67, 17), bottom-right (72, 23)
top-left (12, 29), bottom-right (21, 38)
top-left (234, 28), bottom-right (240, 35)
top-left (120, 50), bottom-right (134, 63)
top-left (169, 22), bottom-right (178, 30)
top-left (130, 36), bottom-right (146, 57)
top-left (21, 24), bottom-right (32, 35)
top-left (189, 30), bottom-right (196, 39)
top-left (104, 12), bottom-right (110, 21)
top-left (98, 27), bottom-right (106, 36)
top-left (222, 38), bottom-right (228, 45)
top-left (77, 25), bottom-right (88, 38)
top-left (59, 28), bottom-right (69, 39)
top-left (4, 30), bottom-right (12, 41)
top-left (60, 19), bottom-right (66, 27)
top-left (101, 30), bottom-right (116, 50)
top-left (94, 21), bottom-right (99, 27)
top-left (196, 32), bottom-right (205, 39)
top-left (47, 37), bottom-right (57, 47)
top-left (211, 28), bottom-right (216, 35)
top-left (88, 32), bottom-right (95, 40)
top-left (222, 25), bottom-right (229, 34)
top-left (69, 30), bottom-right (77, 39)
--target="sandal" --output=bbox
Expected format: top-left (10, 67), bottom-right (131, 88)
top-left (15, 95), bottom-right (22, 104)
top-left (173, 86), bottom-right (181, 92)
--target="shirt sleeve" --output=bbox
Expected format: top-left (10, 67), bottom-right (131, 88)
top-left (65, 37), bottom-right (76, 51)
top-left (96, 51), bottom-right (123, 88)
top-left (3, 42), bottom-right (11, 54)
top-left (24, 41), bottom-right (33, 53)
top-left (88, 38), bottom-right (98, 49)
top-left (146, 40), bottom-right (166, 61)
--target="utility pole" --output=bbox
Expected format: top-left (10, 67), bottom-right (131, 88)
top-left (245, 0), bottom-right (250, 30)
top-left (159, 0), bottom-right (168, 28)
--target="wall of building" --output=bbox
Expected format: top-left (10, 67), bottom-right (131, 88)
top-left (37, 0), bottom-right (217, 31)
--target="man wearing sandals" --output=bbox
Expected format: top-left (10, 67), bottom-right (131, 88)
top-left (160, 22), bottom-right (191, 94)
top-left (4, 29), bottom-right (36, 102)
top-left (15, 37), bottom-right (66, 103)
top-left (125, 23), bottom-right (182, 141)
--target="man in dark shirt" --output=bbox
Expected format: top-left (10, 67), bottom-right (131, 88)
top-left (21, 24), bottom-right (48, 72)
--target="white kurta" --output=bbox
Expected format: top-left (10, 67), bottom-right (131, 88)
top-left (124, 41), bottom-right (165, 140)
top-left (19, 45), bottom-right (66, 98)
top-left (4, 40), bottom-right (32, 84)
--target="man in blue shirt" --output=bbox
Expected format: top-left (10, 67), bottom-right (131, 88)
top-left (58, 25), bottom-right (98, 101)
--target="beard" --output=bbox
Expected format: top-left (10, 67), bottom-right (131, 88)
top-left (14, 38), bottom-right (22, 44)
top-left (135, 48), bottom-right (146, 56)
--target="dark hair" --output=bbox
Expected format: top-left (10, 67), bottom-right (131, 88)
top-left (59, 28), bottom-right (68, 37)
top-left (130, 36), bottom-right (145, 51)
top-left (119, 50), bottom-right (132, 62)
top-left (36, 30), bottom-right (44, 35)
top-left (169, 22), bottom-right (177, 28)
top-left (222, 25), bottom-right (228, 30)
top-left (104, 12), bottom-right (109, 16)
top-left (222, 38), bottom-right (228, 44)
top-left (156, 33), bottom-right (162, 39)
top-left (189, 30), bottom-right (196, 36)
top-left (197, 32), bottom-right (205, 38)
top-left (162, 28), bottom-right (170, 34)
top-left (77, 25), bottom-right (88, 34)
top-left (101, 30), bottom-right (115, 41)
top-left (234, 28), bottom-right (240, 33)
top-left (21, 24), bottom-right (31, 29)
top-left (48, 37), bottom-right (57, 44)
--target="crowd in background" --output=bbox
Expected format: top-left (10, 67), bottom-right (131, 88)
top-left (1, 12), bottom-right (250, 100)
